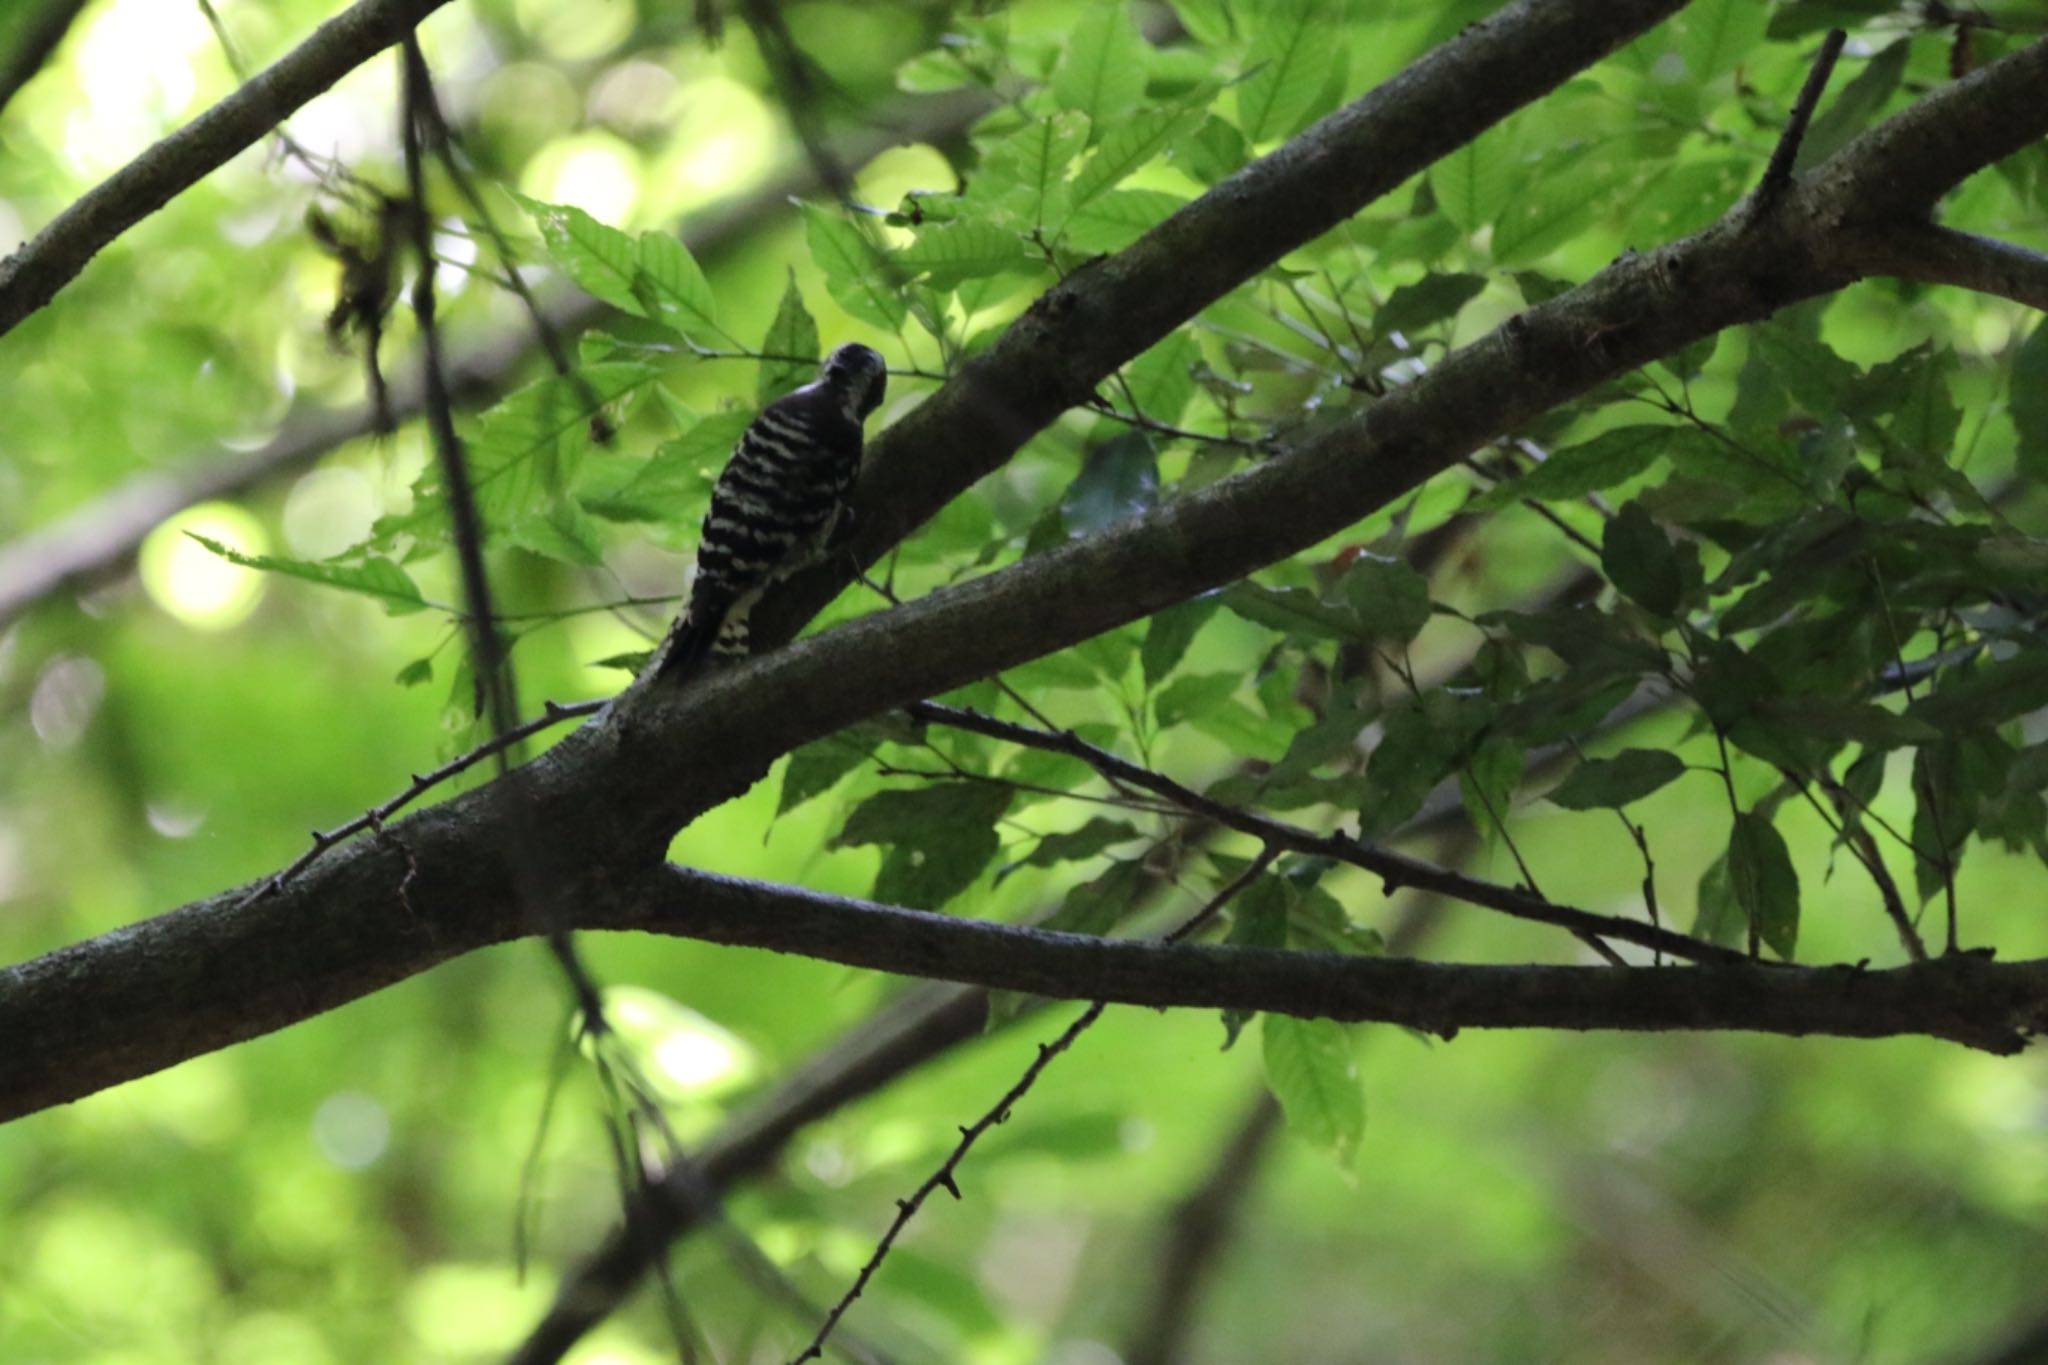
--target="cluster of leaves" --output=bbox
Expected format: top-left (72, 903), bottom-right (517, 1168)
top-left (188, 0), bottom-right (2048, 1167)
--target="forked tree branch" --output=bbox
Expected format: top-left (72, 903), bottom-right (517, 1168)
top-left (4, 13), bottom-right (2046, 1122)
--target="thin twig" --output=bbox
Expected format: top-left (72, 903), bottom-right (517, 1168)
top-left (794, 848), bottom-right (1279, 1362)
top-left (907, 701), bottom-right (1745, 965)
top-left (1752, 28), bottom-right (1848, 213)
top-left (240, 698), bottom-right (602, 905)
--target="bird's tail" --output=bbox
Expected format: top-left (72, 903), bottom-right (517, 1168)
top-left (653, 612), bottom-right (716, 681)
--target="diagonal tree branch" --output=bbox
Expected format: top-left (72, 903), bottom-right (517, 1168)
top-left (4, 21), bottom-right (2045, 1122)
top-left (0, 0), bottom-right (459, 339)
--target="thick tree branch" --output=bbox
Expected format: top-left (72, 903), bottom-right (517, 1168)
top-left (0, 0), bottom-right (459, 339)
top-left (0, 90), bottom-right (991, 628)
top-left (746, 0), bottom-right (1696, 654)
top-left (6, 24), bottom-right (2046, 1121)
top-left (1832, 222), bottom-right (2048, 310)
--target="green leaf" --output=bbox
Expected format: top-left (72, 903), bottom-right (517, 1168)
top-left (522, 197), bottom-right (642, 316)
top-left (394, 658), bottom-right (434, 687)
top-left (1141, 595), bottom-right (1220, 687)
top-left (1049, 3), bottom-right (1147, 126)
top-left (1470, 425), bottom-right (1682, 510)
top-left (1261, 1015), bottom-right (1363, 1170)
top-left (1059, 433), bottom-right (1159, 536)
top-left (777, 731), bottom-right (877, 817)
top-left (1178, 114), bottom-right (1248, 183)
top-left (1221, 582), bottom-right (1360, 641)
top-left (801, 204), bottom-right (905, 330)
top-left (1910, 653), bottom-right (2048, 730)
top-left (1547, 749), bottom-right (1687, 810)
top-left (1236, 0), bottom-right (1338, 144)
top-left (1068, 104), bottom-right (1202, 210)
top-left (1865, 346), bottom-right (1961, 459)
top-left (1676, 0), bottom-right (1768, 79)
top-left (1154, 670), bottom-right (1241, 729)
top-left (1601, 501), bottom-right (1684, 618)
top-left (2011, 318), bottom-right (2048, 482)
top-left (1332, 553), bottom-right (1432, 642)
top-left (458, 362), bottom-right (656, 523)
top-left (757, 273), bottom-right (820, 404)
top-left (1729, 811), bottom-right (1800, 959)
top-left (634, 231), bottom-right (720, 342)
top-left (186, 534), bottom-right (426, 614)
top-left (1040, 858), bottom-right (1149, 936)
top-left (1016, 818), bottom-right (1142, 871)
top-left (1693, 849), bottom-right (1743, 946)
top-left (980, 111), bottom-right (1090, 228)
top-left (832, 783), bottom-right (1015, 910)
top-left (1061, 188), bottom-right (1188, 253)
top-left (897, 220), bottom-right (1030, 290)
top-left (1429, 124), bottom-right (1514, 233)
top-left (1374, 273), bottom-right (1487, 337)
top-left (601, 409), bottom-right (755, 523)
top-left (1122, 329), bottom-right (1201, 427)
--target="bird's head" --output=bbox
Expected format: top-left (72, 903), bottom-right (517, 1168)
top-left (819, 343), bottom-right (888, 422)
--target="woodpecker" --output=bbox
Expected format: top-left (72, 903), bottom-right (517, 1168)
top-left (655, 343), bottom-right (888, 679)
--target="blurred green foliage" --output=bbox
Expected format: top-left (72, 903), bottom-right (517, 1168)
top-left (3, 0), bottom-right (2048, 1362)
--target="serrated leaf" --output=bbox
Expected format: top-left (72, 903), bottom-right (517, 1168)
top-left (802, 204), bottom-right (905, 329)
top-left (505, 496), bottom-right (606, 566)
top-left (1910, 653), bottom-right (2048, 730)
top-left (1547, 749), bottom-right (1687, 810)
top-left (1068, 104), bottom-right (1202, 210)
top-left (1375, 273), bottom-right (1487, 338)
top-left (522, 197), bottom-right (642, 315)
top-left (1221, 582), bottom-right (1361, 641)
top-left (1677, 0), bottom-right (1768, 79)
top-left (1122, 329), bottom-right (1200, 427)
top-left (1141, 595), bottom-right (1219, 687)
top-left (1059, 433), bottom-right (1158, 536)
top-left (186, 534), bottom-right (426, 613)
top-left (1154, 670), bottom-right (1241, 729)
top-left (1050, 3), bottom-right (1147, 126)
top-left (1061, 188), bottom-right (1188, 254)
top-left (1471, 424), bottom-right (1682, 510)
top-left (777, 732), bottom-right (876, 816)
top-left (1261, 1014), bottom-right (1363, 1170)
top-left (1017, 818), bottom-right (1142, 871)
top-left (1601, 500), bottom-right (1684, 618)
top-left (1041, 858), bottom-right (1149, 936)
top-left (458, 362), bottom-right (656, 522)
top-left (1236, 0), bottom-right (1338, 144)
top-left (981, 111), bottom-right (1090, 228)
top-left (1332, 553), bottom-right (1431, 642)
top-left (1429, 124), bottom-right (1514, 233)
top-left (1179, 114), bottom-right (1248, 183)
top-left (897, 220), bottom-right (1030, 290)
top-left (1729, 811), bottom-right (1800, 959)
top-left (832, 783), bottom-right (1014, 910)
top-left (758, 273), bottom-right (821, 404)
top-left (601, 409), bottom-right (755, 523)
top-left (635, 231), bottom-right (720, 341)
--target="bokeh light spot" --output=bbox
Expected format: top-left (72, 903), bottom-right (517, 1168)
top-left (140, 503), bottom-right (268, 630)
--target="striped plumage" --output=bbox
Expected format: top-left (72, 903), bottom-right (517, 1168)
top-left (655, 343), bottom-right (887, 679)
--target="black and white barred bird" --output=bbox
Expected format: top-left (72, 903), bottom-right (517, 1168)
top-left (655, 342), bottom-right (887, 679)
